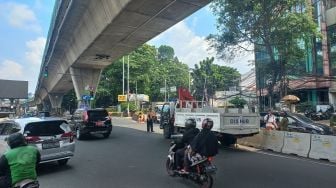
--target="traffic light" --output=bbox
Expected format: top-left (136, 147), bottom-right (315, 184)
top-left (43, 66), bottom-right (48, 77)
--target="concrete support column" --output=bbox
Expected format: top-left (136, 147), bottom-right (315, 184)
top-left (70, 67), bottom-right (102, 108)
top-left (48, 93), bottom-right (64, 115)
top-left (42, 101), bottom-right (50, 112)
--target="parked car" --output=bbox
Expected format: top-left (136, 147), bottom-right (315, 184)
top-left (0, 117), bottom-right (75, 165)
top-left (71, 108), bottom-right (112, 140)
top-left (279, 112), bottom-right (333, 135)
top-left (260, 111), bottom-right (333, 135)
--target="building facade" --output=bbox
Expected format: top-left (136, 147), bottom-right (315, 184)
top-left (255, 0), bottom-right (336, 111)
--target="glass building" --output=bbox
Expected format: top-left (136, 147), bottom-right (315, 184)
top-left (255, 0), bottom-right (336, 111)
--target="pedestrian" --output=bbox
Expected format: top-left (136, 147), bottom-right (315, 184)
top-left (279, 111), bottom-right (289, 131)
top-left (147, 113), bottom-right (154, 132)
top-left (264, 109), bottom-right (277, 130)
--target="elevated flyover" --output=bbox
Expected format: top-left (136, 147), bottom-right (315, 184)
top-left (35, 0), bottom-right (211, 109)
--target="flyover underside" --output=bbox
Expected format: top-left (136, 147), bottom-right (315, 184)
top-left (36, 0), bottom-right (211, 106)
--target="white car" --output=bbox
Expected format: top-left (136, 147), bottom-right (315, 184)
top-left (0, 117), bottom-right (75, 166)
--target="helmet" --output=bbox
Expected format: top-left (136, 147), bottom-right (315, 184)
top-left (202, 118), bottom-right (214, 130)
top-left (280, 111), bottom-right (287, 116)
top-left (6, 133), bottom-right (27, 149)
top-left (185, 118), bottom-right (196, 130)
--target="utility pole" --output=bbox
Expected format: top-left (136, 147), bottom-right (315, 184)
top-left (123, 56), bottom-right (125, 95)
top-left (164, 78), bottom-right (167, 102)
top-left (188, 71), bottom-right (191, 92)
top-left (135, 80), bottom-right (138, 110)
top-left (127, 55), bottom-right (130, 116)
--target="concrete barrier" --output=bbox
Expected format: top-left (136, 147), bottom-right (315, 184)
top-left (282, 132), bottom-right (311, 157)
top-left (309, 135), bottom-right (336, 162)
top-left (260, 130), bottom-right (285, 152)
top-left (237, 133), bottom-right (263, 148)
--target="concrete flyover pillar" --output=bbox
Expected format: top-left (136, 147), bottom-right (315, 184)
top-left (70, 67), bottom-right (102, 108)
top-left (48, 93), bottom-right (64, 115)
top-left (42, 100), bottom-right (50, 112)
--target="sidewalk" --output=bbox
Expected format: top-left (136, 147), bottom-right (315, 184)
top-left (113, 117), bottom-right (163, 134)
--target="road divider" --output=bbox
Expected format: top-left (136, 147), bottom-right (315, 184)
top-left (261, 130), bottom-right (285, 152)
top-left (280, 132), bottom-right (311, 157)
top-left (309, 134), bottom-right (336, 162)
top-left (238, 130), bottom-right (336, 163)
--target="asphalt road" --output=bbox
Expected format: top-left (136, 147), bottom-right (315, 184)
top-left (38, 117), bottom-right (336, 188)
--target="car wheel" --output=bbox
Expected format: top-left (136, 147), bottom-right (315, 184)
top-left (219, 136), bottom-right (237, 146)
top-left (76, 128), bottom-right (83, 140)
top-left (103, 132), bottom-right (111, 138)
top-left (57, 159), bottom-right (69, 166)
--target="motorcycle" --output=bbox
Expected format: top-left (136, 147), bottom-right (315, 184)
top-left (13, 179), bottom-right (39, 188)
top-left (165, 135), bottom-right (216, 188)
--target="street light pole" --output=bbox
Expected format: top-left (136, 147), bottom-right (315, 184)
top-left (135, 80), bottom-right (138, 110)
top-left (127, 55), bottom-right (130, 116)
top-left (123, 56), bottom-right (125, 95)
top-left (164, 78), bottom-right (167, 102)
top-left (188, 71), bottom-right (191, 92)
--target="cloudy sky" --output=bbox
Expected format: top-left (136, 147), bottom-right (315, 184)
top-left (0, 1), bottom-right (253, 93)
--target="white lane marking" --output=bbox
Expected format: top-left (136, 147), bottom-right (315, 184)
top-left (232, 146), bottom-right (336, 168)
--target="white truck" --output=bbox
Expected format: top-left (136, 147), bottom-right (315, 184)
top-left (160, 101), bottom-right (260, 146)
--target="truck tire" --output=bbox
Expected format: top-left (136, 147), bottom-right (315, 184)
top-left (219, 136), bottom-right (237, 146)
top-left (163, 123), bottom-right (172, 139)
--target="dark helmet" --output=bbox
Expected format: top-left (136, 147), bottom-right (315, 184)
top-left (202, 118), bottom-right (214, 130)
top-left (280, 111), bottom-right (287, 116)
top-left (6, 133), bottom-right (27, 149)
top-left (185, 118), bottom-right (196, 129)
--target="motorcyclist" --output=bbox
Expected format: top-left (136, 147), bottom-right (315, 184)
top-left (175, 118), bottom-right (199, 170)
top-left (0, 133), bottom-right (40, 188)
top-left (189, 118), bottom-right (218, 165)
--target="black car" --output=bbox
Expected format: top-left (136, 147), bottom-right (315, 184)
top-left (71, 108), bottom-right (112, 139)
top-left (285, 113), bottom-right (333, 135)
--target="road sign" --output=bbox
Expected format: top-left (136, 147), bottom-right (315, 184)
top-left (160, 88), bottom-right (165, 93)
top-left (82, 95), bottom-right (90, 100)
top-left (170, 86), bottom-right (177, 92)
top-left (118, 95), bottom-right (127, 102)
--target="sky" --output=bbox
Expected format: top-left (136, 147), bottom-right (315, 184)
top-left (0, 1), bottom-right (253, 94)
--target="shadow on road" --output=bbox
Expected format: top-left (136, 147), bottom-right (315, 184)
top-left (38, 162), bottom-right (73, 177)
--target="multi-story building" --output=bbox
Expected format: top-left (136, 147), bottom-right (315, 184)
top-left (255, 0), bottom-right (336, 110)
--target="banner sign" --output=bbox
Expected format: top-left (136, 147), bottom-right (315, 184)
top-left (118, 95), bottom-right (127, 102)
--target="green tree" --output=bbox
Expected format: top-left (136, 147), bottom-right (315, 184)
top-left (208, 0), bottom-right (319, 106)
top-left (229, 96), bottom-right (247, 108)
top-left (95, 44), bottom-right (190, 105)
top-left (158, 45), bottom-right (175, 61)
top-left (192, 57), bottom-right (240, 101)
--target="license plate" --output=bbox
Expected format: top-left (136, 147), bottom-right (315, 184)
top-left (96, 121), bottom-right (104, 126)
top-left (205, 165), bottom-right (217, 173)
top-left (42, 142), bottom-right (60, 149)
top-left (90, 130), bottom-right (108, 134)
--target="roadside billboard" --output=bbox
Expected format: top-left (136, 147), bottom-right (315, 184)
top-left (0, 79), bottom-right (28, 99)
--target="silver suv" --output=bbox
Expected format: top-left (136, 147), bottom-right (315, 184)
top-left (0, 117), bottom-right (75, 166)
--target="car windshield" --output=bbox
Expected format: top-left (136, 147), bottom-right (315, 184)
top-left (162, 105), bottom-right (170, 113)
top-left (24, 120), bottom-right (70, 136)
top-left (293, 114), bottom-right (314, 123)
